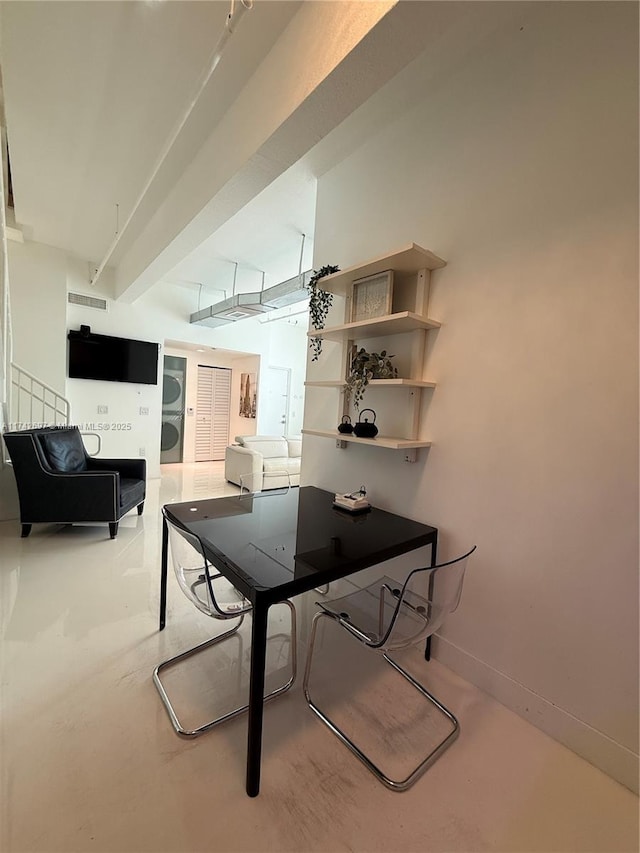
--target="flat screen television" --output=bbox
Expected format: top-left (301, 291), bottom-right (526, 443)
top-left (67, 328), bottom-right (159, 385)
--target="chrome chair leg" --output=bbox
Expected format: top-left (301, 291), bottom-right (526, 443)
top-left (154, 601), bottom-right (297, 738)
top-left (303, 610), bottom-right (459, 791)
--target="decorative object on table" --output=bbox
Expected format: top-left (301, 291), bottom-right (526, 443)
top-left (239, 372), bottom-right (257, 418)
top-left (333, 486), bottom-right (370, 513)
top-left (337, 415), bottom-right (354, 434)
top-left (351, 270), bottom-right (394, 323)
top-left (344, 348), bottom-right (398, 409)
top-left (354, 409), bottom-right (378, 438)
top-left (308, 264), bottom-right (340, 360)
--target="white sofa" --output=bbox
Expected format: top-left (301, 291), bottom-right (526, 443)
top-left (224, 435), bottom-right (301, 491)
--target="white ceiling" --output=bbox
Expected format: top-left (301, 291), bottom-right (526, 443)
top-left (0, 1), bottom-right (528, 305)
top-left (1, 0), bottom-right (301, 263)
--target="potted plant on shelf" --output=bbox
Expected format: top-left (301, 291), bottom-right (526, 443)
top-left (308, 264), bottom-right (339, 360)
top-left (344, 348), bottom-right (398, 410)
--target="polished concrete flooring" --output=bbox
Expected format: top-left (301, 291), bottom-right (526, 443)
top-left (1, 462), bottom-right (637, 853)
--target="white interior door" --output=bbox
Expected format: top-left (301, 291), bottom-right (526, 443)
top-left (195, 366), bottom-right (231, 461)
top-left (261, 367), bottom-right (291, 435)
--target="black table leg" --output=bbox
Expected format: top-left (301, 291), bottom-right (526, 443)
top-left (159, 517), bottom-right (168, 631)
top-left (425, 533), bottom-right (438, 661)
top-left (246, 601), bottom-right (269, 797)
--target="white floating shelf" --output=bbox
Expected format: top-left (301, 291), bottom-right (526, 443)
top-left (302, 429), bottom-right (432, 450)
top-left (316, 243), bottom-right (446, 296)
top-left (305, 378), bottom-right (436, 389)
top-left (309, 311), bottom-right (440, 342)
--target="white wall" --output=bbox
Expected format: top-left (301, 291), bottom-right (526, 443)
top-left (304, 2), bottom-right (638, 790)
top-left (8, 240), bottom-right (67, 394)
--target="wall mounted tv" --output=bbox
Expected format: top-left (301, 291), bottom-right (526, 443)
top-left (67, 327), bottom-right (159, 385)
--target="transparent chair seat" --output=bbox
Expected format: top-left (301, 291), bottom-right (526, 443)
top-left (319, 575), bottom-right (445, 651)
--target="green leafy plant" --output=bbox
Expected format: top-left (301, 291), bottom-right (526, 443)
top-left (308, 264), bottom-right (339, 360)
top-left (344, 348), bottom-right (398, 410)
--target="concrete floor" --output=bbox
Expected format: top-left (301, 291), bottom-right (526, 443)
top-left (1, 462), bottom-right (637, 853)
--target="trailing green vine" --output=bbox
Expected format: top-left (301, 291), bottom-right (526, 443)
top-left (307, 264), bottom-right (339, 360)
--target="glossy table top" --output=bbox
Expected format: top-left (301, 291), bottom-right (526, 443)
top-left (164, 486), bottom-right (437, 603)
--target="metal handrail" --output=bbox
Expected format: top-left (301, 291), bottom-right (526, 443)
top-left (7, 362), bottom-right (71, 430)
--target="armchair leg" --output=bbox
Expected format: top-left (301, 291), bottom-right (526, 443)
top-left (137, 502), bottom-right (145, 516)
top-left (21, 523), bottom-right (32, 538)
top-left (109, 522), bottom-right (119, 539)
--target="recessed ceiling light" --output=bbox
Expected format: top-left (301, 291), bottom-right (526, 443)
top-left (196, 349), bottom-right (206, 353)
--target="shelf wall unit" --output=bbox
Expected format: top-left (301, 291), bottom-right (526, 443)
top-left (302, 243), bottom-right (445, 462)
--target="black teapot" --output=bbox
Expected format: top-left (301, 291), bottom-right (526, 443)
top-left (337, 415), bottom-right (354, 434)
top-left (354, 409), bottom-right (378, 438)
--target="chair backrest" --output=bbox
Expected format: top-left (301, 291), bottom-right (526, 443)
top-left (375, 546), bottom-right (477, 651)
top-left (4, 426), bottom-right (88, 473)
top-left (162, 507), bottom-right (251, 619)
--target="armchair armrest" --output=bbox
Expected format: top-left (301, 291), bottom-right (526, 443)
top-left (225, 445), bottom-right (263, 491)
top-left (20, 469), bottom-right (120, 522)
top-left (86, 457), bottom-right (146, 480)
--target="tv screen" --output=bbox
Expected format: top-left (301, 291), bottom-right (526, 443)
top-left (67, 329), bottom-right (159, 385)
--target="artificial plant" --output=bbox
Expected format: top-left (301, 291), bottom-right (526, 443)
top-left (307, 264), bottom-right (339, 360)
top-left (344, 348), bottom-right (398, 410)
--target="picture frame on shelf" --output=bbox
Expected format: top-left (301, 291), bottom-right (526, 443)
top-left (350, 270), bottom-right (394, 323)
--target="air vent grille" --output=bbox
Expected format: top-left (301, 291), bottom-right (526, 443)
top-left (68, 292), bottom-right (108, 311)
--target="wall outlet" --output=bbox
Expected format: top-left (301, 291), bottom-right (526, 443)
top-left (139, 447), bottom-right (145, 457)
top-left (139, 406), bottom-right (149, 415)
top-left (97, 405), bottom-right (108, 414)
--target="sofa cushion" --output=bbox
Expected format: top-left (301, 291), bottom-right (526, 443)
top-left (262, 457), bottom-right (301, 476)
top-left (38, 429), bottom-right (87, 473)
top-left (119, 477), bottom-right (145, 509)
top-left (239, 437), bottom-right (288, 458)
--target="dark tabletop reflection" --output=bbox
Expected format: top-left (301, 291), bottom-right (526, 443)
top-left (165, 487), bottom-right (436, 599)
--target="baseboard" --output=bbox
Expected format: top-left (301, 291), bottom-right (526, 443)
top-left (433, 635), bottom-right (639, 794)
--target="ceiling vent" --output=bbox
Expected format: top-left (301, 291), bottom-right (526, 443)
top-left (261, 269), bottom-right (311, 309)
top-left (189, 238), bottom-right (312, 328)
top-left (190, 293), bottom-right (271, 328)
top-left (189, 261), bottom-right (270, 328)
top-left (68, 291), bottom-right (108, 311)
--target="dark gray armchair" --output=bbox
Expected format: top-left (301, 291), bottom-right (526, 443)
top-left (3, 426), bottom-right (146, 539)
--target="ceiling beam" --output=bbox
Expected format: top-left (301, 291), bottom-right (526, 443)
top-left (113, 1), bottom-right (442, 302)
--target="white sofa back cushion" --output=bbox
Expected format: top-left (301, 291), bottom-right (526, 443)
top-left (236, 435), bottom-right (288, 459)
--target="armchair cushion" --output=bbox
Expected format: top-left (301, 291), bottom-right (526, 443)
top-left (39, 429), bottom-right (87, 473)
top-left (119, 477), bottom-right (146, 509)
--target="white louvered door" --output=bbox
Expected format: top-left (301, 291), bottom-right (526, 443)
top-left (195, 366), bottom-right (231, 461)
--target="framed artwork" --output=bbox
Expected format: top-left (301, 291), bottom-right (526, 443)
top-left (351, 270), bottom-right (394, 323)
top-left (239, 372), bottom-right (257, 418)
